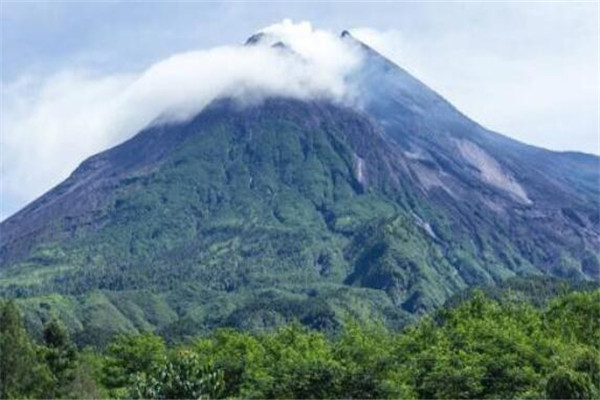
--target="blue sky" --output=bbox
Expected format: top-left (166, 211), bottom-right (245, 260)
top-left (1, 1), bottom-right (599, 219)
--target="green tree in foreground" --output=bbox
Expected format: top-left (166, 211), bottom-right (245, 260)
top-left (132, 349), bottom-right (224, 399)
top-left (1, 289), bottom-right (599, 399)
top-left (546, 368), bottom-right (596, 399)
top-left (102, 333), bottom-right (167, 397)
top-left (0, 301), bottom-right (52, 398)
top-left (43, 319), bottom-right (78, 397)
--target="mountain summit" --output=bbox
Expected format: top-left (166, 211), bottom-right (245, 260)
top-left (1, 30), bottom-right (598, 343)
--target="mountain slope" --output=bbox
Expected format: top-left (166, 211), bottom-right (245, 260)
top-left (347, 32), bottom-right (599, 278)
top-left (1, 32), bottom-right (598, 344)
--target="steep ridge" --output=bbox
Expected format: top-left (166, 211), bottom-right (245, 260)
top-left (345, 32), bottom-right (599, 279)
top-left (0, 32), bottom-right (598, 343)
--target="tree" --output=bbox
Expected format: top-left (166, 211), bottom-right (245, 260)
top-left (258, 323), bottom-right (344, 399)
top-left (545, 291), bottom-right (600, 348)
top-left (66, 348), bottom-right (109, 399)
top-left (0, 301), bottom-right (52, 398)
top-left (574, 350), bottom-right (600, 393)
top-left (102, 333), bottom-right (167, 397)
top-left (42, 319), bottom-right (77, 397)
top-left (131, 349), bottom-right (224, 399)
top-left (546, 368), bottom-right (595, 399)
top-left (192, 329), bottom-right (267, 398)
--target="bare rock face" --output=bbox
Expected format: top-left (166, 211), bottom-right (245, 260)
top-left (0, 32), bottom-right (597, 343)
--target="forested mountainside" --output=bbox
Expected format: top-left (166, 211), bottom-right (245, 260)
top-left (0, 32), bottom-right (598, 344)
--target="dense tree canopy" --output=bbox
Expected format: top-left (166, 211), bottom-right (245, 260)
top-left (0, 289), bottom-right (598, 399)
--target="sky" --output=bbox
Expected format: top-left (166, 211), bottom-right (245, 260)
top-left (1, 1), bottom-right (599, 220)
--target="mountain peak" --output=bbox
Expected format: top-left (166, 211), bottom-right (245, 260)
top-left (1, 23), bottom-right (598, 345)
top-left (244, 32), bottom-right (266, 46)
top-left (248, 28), bottom-right (356, 45)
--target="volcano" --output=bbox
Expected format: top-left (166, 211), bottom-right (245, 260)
top-left (1, 31), bottom-right (598, 344)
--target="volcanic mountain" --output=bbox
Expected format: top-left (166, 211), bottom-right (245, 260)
top-left (1, 31), bottom-right (598, 343)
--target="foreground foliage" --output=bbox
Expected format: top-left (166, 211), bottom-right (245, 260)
top-left (1, 289), bottom-right (598, 399)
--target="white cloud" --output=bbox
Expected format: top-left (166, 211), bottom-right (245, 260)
top-left (1, 20), bottom-right (363, 219)
top-left (2, 16), bottom-right (597, 221)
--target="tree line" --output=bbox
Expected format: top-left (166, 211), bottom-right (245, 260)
top-left (1, 289), bottom-right (598, 399)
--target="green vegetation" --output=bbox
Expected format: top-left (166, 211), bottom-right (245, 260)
top-left (1, 100), bottom-right (595, 345)
top-left (2, 288), bottom-right (598, 399)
